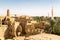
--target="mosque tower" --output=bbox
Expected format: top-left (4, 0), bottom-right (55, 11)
top-left (51, 7), bottom-right (54, 20)
top-left (7, 9), bottom-right (10, 17)
top-left (48, 13), bottom-right (49, 17)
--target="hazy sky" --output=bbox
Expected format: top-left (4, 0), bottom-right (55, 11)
top-left (0, 0), bottom-right (60, 17)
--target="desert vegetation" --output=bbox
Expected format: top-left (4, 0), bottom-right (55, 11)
top-left (33, 16), bottom-right (60, 35)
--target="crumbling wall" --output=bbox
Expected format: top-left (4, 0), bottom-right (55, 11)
top-left (0, 25), bottom-right (7, 40)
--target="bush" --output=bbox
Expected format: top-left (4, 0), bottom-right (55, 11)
top-left (53, 24), bottom-right (60, 35)
top-left (53, 19), bottom-right (60, 35)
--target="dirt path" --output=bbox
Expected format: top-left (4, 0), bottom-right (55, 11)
top-left (13, 33), bottom-right (60, 40)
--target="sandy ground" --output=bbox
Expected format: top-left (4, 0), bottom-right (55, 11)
top-left (0, 26), bottom-right (60, 40)
top-left (13, 33), bottom-right (60, 40)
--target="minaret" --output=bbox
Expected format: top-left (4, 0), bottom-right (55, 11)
top-left (7, 9), bottom-right (10, 17)
top-left (48, 13), bottom-right (49, 17)
top-left (51, 7), bottom-right (54, 19)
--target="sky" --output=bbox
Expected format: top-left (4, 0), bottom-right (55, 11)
top-left (0, 0), bottom-right (60, 17)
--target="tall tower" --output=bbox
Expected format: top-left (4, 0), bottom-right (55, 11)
top-left (7, 9), bottom-right (10, 17)
top-left (48, 13), bottom-right (49, 17)
top-left (51, 7), bottom-right (54, 19)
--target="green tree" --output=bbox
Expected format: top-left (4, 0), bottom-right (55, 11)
top-left (53, 19), bottom-right (60, 35)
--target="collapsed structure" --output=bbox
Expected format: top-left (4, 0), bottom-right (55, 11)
top-left (0, 9), bottom-right (50, 40)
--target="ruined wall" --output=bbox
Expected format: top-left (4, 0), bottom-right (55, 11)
top-left (0, 25), bottom-right (7, 39)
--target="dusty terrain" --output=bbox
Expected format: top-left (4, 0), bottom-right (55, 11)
top-left (0, 26), bottom-right (60, 40)
top-left (13, 33), bottom-right (60, 40)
